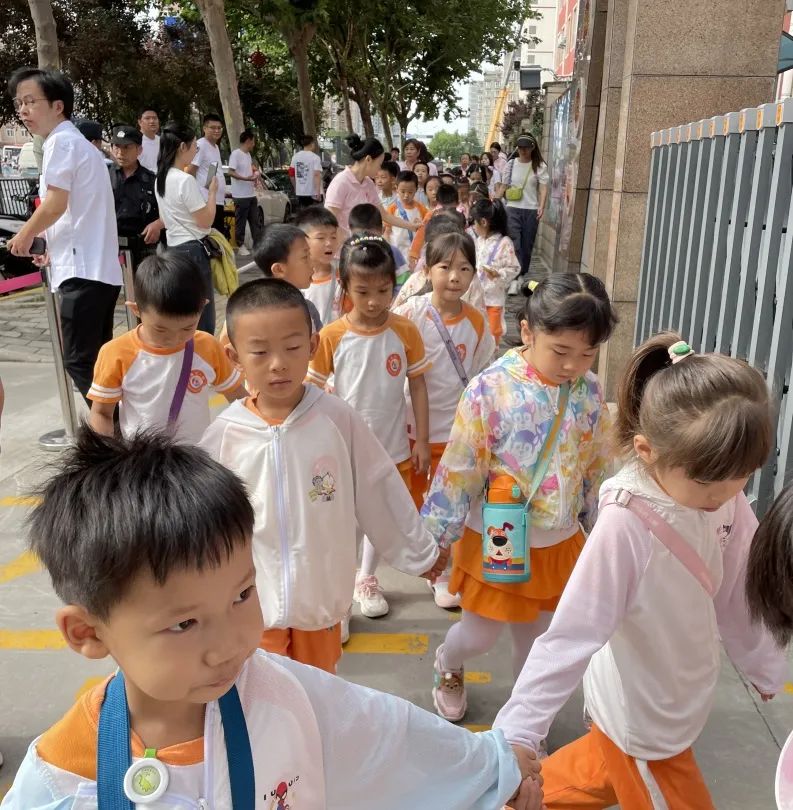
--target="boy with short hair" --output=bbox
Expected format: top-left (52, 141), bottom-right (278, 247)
top-left (252, 222), bottom-right (323, 331)
top-left (88, 250), bottom-right (244, 443)
top-left (294, 205), bottom-right (341, 325)
top-left (376, 159), bottom-right (400, 208)
top-left (387, 170), bottom-right (428, 259)
top-left (348, 203), bottom-right (409, 286)
top-left (200, 279), bottom-right (450, 672)
top-left (2, 428), bottom-right (542, 808)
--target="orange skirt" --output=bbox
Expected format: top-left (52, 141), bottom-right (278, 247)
top-left (449, 526), bottom-right (585, 623)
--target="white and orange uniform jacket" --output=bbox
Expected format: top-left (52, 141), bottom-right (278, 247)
top-left (494, 460), bottom-right (788, 759)
top-left (2, 650), bottom-right (522, 809)
top-left (88, 327), bottom-right (240, 444)
top-left (200, 385), bottom-right (440, 631)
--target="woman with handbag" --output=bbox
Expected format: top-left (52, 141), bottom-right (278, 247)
top-left (496, 134), bottom-right (549, 278)
top-left (421, 274), bottom-right (616, 726)
top-left (155, 122), bottom-right (219, 335)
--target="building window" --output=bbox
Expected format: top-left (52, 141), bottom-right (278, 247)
top-left (5, 128), bottom-right (14, 138)
top-left (528, 25), bottom-right (537, 35)
top-left (525, 55), bottom-right (536, 65)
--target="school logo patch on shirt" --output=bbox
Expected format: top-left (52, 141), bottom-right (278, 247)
top-left (456, 343), bottom-right (467, 362)
top-left (309, 472), bottom-right (336, 502)
top-left (268, 774), bottom-right (299, 808)
top-left (187, 369), bottom-right (208, 394)
top-left (386, 352), bottom-right (402, 376)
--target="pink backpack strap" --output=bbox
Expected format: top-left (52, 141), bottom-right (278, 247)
top-left (601, 489), bottom-right (716, 598)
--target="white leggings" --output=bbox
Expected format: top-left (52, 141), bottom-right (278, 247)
top-left (440, 609), bottom-right (554, 681)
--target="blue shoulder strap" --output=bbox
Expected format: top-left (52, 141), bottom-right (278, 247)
top-left (97, 672), bottom-right (255, 809)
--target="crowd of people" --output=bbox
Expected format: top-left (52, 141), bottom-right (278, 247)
top-left (3, 64), bottom-right (793, 810)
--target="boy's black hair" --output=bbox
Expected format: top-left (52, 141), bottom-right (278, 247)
top-left (137, 105), bottom-right (159, 119)
top-left (436, 184), bottom-right (460, 207)
top-left (8, 67), bottom-right (74, 119)
top-left (134, 249), bottom-right (207, 316)
top-left (425, 210), bottom-right (465, 243)
top-left (203, 113), bottom-right (223, 126)
top-left (349, 203), bottom-right (382, 232)
top-left (300, 134), bottom-right (316, 148)
top-left (380, 160), bottom-right (400, 179)
top-left (252, 223), bottom-right (306, 276)
top-left (226, 277), bottom-right (312, 342)
top-left (339, 235), bottom-right (396, 290)
top-left (396, 170), bottom-right (418, 188)
top-left (293, 205), bottom-right (338, 231)
top-left (239, 129), bottom-right (255, 144)
top-left (28, 428), bottom-right (254, 620)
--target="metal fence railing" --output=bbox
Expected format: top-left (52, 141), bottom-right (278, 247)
top-left (0, 177), bottom-right (36, 219)
top-left (636, 98), bottom-right (793, 513)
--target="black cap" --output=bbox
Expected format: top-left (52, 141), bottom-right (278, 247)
top-left (75, 119), bottom-right (103, 142)
top-left (516, 134), bottom-right (537, 148)
top-left (110, 125), bottom-right (142, 146)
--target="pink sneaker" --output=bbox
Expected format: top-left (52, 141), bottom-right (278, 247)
top-left (432, 645), bottom-right (467, 722)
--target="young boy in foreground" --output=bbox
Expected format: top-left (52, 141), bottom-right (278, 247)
top-left (200, 279), bottom-right (447, 671)
top-left (2, 429), bottom-right (541, 809)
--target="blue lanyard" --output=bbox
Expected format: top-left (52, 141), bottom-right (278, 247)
top-left (395, 200), bottom-right (414, 244)
top-left (97, 672), bottom-right (255, 808)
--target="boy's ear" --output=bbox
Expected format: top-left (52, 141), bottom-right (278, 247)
top-left (270, 263), bottom-right (286, 280)
top-left (308, 331), bottom-right (320, 359)
top-left (56, 605), bottom-right (111, 660)
top-left (126, 301), bottom-right (141, 319)
top-left (225, 342), bottom-right (242, 370)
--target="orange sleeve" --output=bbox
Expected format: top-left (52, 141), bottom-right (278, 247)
top-left (410, 224), bottom-right (426, 262)
top-left (307, 320), bottom-right (345, 385)
top-left (197, 332), bottom-right (240, 393)
top-left (392, 315), bottom-right (430, 378)
top-left (86, 334), bottom-right (135, 403)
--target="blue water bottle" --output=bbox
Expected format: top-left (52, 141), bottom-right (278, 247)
top-left (481, 475), bottom-right (530, 584)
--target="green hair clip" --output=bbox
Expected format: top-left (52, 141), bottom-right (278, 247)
top-left (669, 340), bottom-right (695, 364)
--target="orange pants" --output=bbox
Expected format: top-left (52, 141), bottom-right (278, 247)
top-left (408, 441), bottom-right (447, 509)
top-left (259, 624), bottom-right (342, 674)
top-left (486, 306), bottom-right (504, 344)
top-left (542, 725), bottom-right (715, 809)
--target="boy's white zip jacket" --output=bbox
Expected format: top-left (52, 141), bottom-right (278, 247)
top-left (495, 460), bottom-right (788, 760)
top-left (200, 386), bottom-right (440, 630)
top-left (4, 650), bottom-right (521, 809)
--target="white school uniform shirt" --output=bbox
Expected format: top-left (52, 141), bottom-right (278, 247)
top-left (307, 313), bottom-right (430, 464)
top-left (290, 148), bottom-right (322, 197)
top-left (494, 459), bottom-right (788, 760)
top-left (200, 386), bottom-right (440, 629)
top-left (386, 200), bottom-right (427, 257)
top-left (191, 137), bottom-right (226, 205)
top-left (303, 267), bottom-right (342, 327)
top-left (139, 132), bottom-right (160, 172)
top-left (4, 650), bottom-right (521, 810)
top-left (394, 293), bottom-right (494, 443)
top-left (155, 168), bottom-right (211, 246)
top-left (40, 120), bottom-right (121, 291)
top-left (88, 327), bottom-right (240, 444)
top-left (474, 232), bottom-right (521, 307)
top-left (227, 148), bottom-right (255, 198)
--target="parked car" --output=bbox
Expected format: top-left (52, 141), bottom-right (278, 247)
top-left (254, 175), bottom-right (291, 230)
top-left (262, 169), bottom-right (299, 213)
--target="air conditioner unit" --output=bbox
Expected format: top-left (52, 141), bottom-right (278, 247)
top-left (519, 68), bottom-right (542, 90)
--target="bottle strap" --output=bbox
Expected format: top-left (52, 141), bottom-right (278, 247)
top-left (395, 200), bottom-right (414, 244)
top-left (168, 338), bottom-right (194, 425)
top-left (97, 671), bottom-right (255, 809)
top-left (601, 489), bottom-right (716, 597)
top-left (427, 304), bottom-right (469, 387)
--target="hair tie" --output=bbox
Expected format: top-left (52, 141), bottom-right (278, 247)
top-left (669, 340), bottom-right (695, 364)
top-left (348, 235), bottom-right (388, 250)
top-left (527, 280), bottom-right (539, 292)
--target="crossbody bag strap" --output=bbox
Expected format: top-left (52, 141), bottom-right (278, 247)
top-left (168, 338), bottom-right (194, 425)
top-left (427, 304), bottom-right (469, 387)
top-left (601, 490), bottom-right (716, 597)
top-left (525, 383), bottom-right (570, 505)
top-left (324, 269), bottom-right (337, 325)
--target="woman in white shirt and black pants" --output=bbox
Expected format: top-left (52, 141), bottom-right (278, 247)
top-left (496, 134), bottom-right (549, 279)
top-left (154, 122), bottom-right (219, 335)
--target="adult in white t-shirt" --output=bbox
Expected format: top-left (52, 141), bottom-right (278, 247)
top-left (495, 133), bottom-right (549, 278)
top-left (186, 113), bottom-right (228, 236)
top-left (227, 130), bottom-right (260, 254)
top-left (155, 122), bottom-right (221, 335)
top-left (290, 134), bottom-right (323, 208)
top-left (7, 67), bottom-right (121, 403)
top-left (137, 106), bottom-right (160, 172)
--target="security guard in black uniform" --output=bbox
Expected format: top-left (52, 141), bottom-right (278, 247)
top-left (108, 125), bottom-right (163, 270)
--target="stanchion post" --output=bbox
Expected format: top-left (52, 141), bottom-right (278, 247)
top-left (38, 264), bottom-right (80, 451)
top-left (118, 238), bottom-right (137, 331)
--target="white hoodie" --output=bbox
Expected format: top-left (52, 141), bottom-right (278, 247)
top-left (495, 459), bottom-right (787, 760)
top-left (200, 385), bottom-right (440, 630)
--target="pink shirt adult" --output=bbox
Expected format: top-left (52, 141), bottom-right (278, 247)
top-left (325, 166), bottom-right (382, 233)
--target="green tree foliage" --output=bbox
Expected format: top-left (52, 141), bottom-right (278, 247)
top-left (428, 129), bottom-right (484, 162)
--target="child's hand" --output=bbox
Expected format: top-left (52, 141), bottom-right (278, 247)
top-left (511, 744), bottom-right (542, 785)
top-left (412, 439), bottom-right (430, 475)
top-left (506, 776), bottom-right (544, 810)
top-left (483, 265), bottom-right (499, 279)
top-left (420, 545), bottom-right (449, 581)
top-left (753, 683), bottom-right (775, 702)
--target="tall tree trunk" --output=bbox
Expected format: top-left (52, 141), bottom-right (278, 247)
top-left (286, 24), bottom-right (317, 136)
top-left (194, 0), bottom-right (245, 144)
top-left (339, 74), bottom-right (353, 133)
top-left (348, 80), bottom-right (374, 137)
top-left (376, 100), bottom-right (393, 150)
top-left (27, 0), bottom-right (59, 171)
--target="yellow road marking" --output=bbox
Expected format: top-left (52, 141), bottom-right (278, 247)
top-left (0, 495), bottom-right (42, 507)
top-left (784, 682), bottom-right (793, 695)
top-left (76, 676), bottom-right (106, 699)
top-left (344, 632), bottom-right (428, 654)
top-left (0, 550), bottom-right (40, 584)
top-left (464, 724), bottom-right (491, 732)
top-left (0, 629), bottom-right (65, 650)
top-left (464, 671), bottom-right (492, 684)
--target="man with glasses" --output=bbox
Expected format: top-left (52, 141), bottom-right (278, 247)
top-left (186, 112), bottom-right (228, 236)
top-left (6, 67), bottom-right (121, 403)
